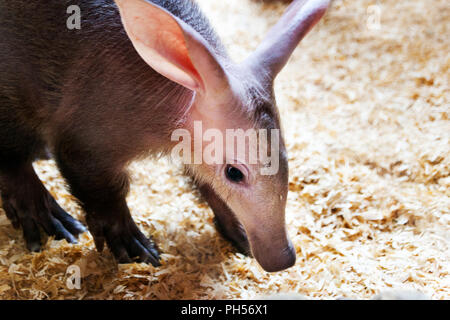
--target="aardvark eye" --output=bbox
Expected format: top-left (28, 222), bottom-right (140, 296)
top-left (225, 165), bottom-right (244, 183)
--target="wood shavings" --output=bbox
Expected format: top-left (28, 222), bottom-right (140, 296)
top-left (0, 0), bottom-right (449, 300)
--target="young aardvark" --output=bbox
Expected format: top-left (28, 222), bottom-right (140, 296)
top-left (0, 0), bottom-right (329, 272)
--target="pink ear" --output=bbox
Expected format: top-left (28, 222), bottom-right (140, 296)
top-left (245, 0), bottom-right (330, 80)
top-left (115, 0), bottom-right (226, 93)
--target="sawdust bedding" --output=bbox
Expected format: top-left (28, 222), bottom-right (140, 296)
top-left (0, 0), bottom-right (448, 300)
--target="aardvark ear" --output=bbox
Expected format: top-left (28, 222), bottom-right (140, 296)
top-left (244, 0), bottom-right (330, 81)
top-left (115, 0), bottom-right (228, 94)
